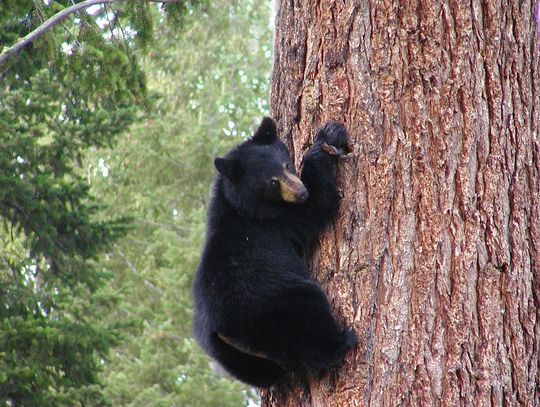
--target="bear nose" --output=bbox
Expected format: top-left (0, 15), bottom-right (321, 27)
top-left (296, 188), bottom-right (308, 203)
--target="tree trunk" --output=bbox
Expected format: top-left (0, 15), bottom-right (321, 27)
top-left (263, 1), bottom-right (540, 406)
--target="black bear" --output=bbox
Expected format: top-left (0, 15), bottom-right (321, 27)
top-left (192, 117), bottom-right (357, 388)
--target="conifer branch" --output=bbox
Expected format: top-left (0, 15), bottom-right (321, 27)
top-left (0, 0), bottom-right (182, 65)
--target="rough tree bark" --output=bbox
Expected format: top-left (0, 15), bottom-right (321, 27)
top-left (262, 1), bottom-right (540, 406)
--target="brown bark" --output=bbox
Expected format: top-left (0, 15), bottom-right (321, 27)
top-left (263, 1), bottom-right (540, 406)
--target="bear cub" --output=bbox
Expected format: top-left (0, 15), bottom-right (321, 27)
top-left (192, 117), bottom-right (357, 388)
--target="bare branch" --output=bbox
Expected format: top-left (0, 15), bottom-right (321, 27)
top-left (0, 0), bottom-right (182, 66)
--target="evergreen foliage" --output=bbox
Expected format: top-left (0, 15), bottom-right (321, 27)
top-left (0, 0), bottom-right (206, 405)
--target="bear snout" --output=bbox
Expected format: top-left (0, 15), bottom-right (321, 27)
top-left (296, 187), bottom-right (308, 203)
top-left (280, 171), bottom-right (308, 203)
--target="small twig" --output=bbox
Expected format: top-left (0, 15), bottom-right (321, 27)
top-left (0, 0), bottom-right (182, 65)
top-left (104, 4), bottom-right (118, 42)
top-left (114, 243), bottom-right (164, 296)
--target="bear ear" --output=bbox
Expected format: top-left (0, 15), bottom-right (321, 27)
top-left (251, 117), bottom-right (277, 145)
top-left (214, 157), bottom-right (241, 180)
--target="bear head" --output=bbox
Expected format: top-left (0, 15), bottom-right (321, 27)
top-left (214, 117), bottom-right (308, 219)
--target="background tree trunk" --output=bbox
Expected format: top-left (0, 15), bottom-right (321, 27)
top-left (262, 0), bottom-right (540, 406)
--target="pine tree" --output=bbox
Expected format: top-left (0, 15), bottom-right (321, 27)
top-left (0, 1), bottom-right (205, 404)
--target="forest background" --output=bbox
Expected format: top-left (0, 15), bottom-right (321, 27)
top-left (0, 1), bottom-right (272, 405)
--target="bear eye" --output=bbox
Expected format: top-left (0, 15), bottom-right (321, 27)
top-left (270, 179), bottom-right (279, 188)
top-left (284, 163), bottom-right (291, 170)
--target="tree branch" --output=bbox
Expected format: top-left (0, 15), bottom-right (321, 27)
top-left (0, 0), bottom-right (182, 66)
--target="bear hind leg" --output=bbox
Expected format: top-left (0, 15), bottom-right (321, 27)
top-left (210, 334), bottom-right (285, 388)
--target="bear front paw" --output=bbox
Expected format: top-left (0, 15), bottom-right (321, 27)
top-left (316, 122), bottom-right (350, 157)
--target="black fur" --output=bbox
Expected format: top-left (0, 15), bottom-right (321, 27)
top-left (192, 118), bottom-right (357, 388)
